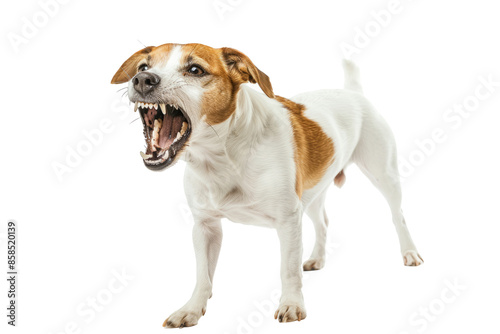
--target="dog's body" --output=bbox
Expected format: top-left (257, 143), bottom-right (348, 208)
top-left (111, 43), bottom-right (423, 327)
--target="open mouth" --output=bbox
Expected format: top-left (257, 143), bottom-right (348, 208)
top-left (136, 101), bottom-right (192, 170)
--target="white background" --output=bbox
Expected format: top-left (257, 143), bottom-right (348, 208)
top-left (1, 0), bottom-right (499, 333)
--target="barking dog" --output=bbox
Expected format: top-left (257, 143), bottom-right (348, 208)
top-left (111, 43), bottom-right (423, 328)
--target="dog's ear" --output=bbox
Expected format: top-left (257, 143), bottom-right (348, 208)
top-left (110, 46), bottom-right (154, 84)
top-left (220, 47), bottom-right (274, 98)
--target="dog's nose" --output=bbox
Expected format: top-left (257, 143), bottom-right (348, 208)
top-left (133, 72), bottom-right (161, 96)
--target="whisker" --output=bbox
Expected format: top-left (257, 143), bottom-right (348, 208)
top-left (165, 85), bottom-right (187, 90)
top-left (130, 117), bottom-right (141, 125)
top-left (119, 67), bottom-right (132, 81)
top-left (206, 121), bottom-right (220, 139)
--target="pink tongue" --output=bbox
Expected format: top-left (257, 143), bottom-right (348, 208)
top-left (159, 115), bottom-right (184, 149)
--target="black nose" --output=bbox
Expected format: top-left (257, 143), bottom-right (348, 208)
top-left (133, 72), bottom-right (161, 96)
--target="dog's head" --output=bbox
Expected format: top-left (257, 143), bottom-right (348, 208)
top-left (111, 43), bottom-right (274, 170)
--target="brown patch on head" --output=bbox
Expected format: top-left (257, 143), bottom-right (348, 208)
top-left (276, 96), bottom-right (334, 198)
top-left (147, 44), bottom-right (179, 67)
top-left (178, 44), bottom-right (236, 125)
top-left (111, 46), bottom-right (154, 84)
top-left (110, 44), bottom-right (179, 84)
top-left (180, 44), bottom-right (274, 125)
top-left (111, 43), bottom-right (274, 126)
top-left (220, 48), bottom-right (274, 99)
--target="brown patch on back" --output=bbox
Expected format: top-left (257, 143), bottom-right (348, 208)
top-left (276, 96), bottom-right (334, 198)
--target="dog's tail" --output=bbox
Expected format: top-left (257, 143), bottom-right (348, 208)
top-left (342, 59), bottom-right (363, 94)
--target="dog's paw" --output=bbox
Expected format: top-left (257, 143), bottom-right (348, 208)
top-left (303, 258), bottom-right (325, 271)
top-left (274, 303), bottom-right (307, 323)
top-left (162, 307), bottom-right (205, 328)
top-left (403, 250), bottom-right (424, 266)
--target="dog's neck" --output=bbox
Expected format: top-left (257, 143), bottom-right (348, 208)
top-left (184, 86), bottom-right (285, 184)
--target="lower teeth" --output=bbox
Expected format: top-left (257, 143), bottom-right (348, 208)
top-left (140, 151), bottom-right (152, 159)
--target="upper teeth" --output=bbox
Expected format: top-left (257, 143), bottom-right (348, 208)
top-left (136, 102), bottom-right (157, 109)
top-left (135, 101), bottom-right (180, 110)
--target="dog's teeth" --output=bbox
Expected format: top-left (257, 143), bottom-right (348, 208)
top-left (160, 103), bottom-right (166, 115)
top-left (154, 103), bottom-right (158, 110)
top-left (175, 132), bottom-right (182, 142)
top-left (152, 119), bottom-right (162, 149)
top-left (134, 101), bottom-right (138, 112)
top-left (165, 150), bottom-right (169, 159)
top-left (180, 122), bottom-right (188, 136)
top-left (138, 102), bottom-right (143, 108)
top-left (140, 151), bottom-right (152, 159)
top-left (154, 119), bottom-right (162, 132)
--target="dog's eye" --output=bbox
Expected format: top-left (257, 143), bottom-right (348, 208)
top-left (187, 65), bottom-right (205, 76)
top-left (138, 64), bottom-right (149, 72)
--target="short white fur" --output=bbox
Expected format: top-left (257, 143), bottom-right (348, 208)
top-left (128, 54), bottom-right (424, 327)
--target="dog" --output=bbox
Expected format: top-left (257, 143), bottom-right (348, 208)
top-left (111, 43), bottom-right (423, 327)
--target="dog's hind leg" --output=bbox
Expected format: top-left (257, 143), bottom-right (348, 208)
top-left (353, 113), bottom-right (423, 266)
top-left (303, 190), bottom-right (329, 271)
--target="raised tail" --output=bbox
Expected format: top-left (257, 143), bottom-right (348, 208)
top-left (342, 59), bottom-right (363, 94)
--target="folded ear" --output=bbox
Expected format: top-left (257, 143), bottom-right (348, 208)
top-left (220, 47), bottom-right (274, 98)
top-left (110, 46), bottom-right (154, 84)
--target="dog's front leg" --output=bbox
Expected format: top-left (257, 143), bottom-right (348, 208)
top-left (163, 219), bottom-right (222, 328)
top-left (274, 212), bottom-right (307, 322)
